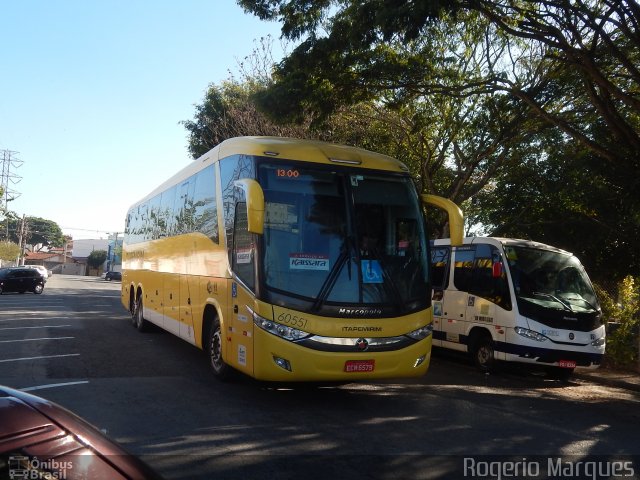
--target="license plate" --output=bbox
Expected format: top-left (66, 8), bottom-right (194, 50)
top-left (559, 360), bottom-right (577, 368)
top-left (344, 360), bottom-right (375, 373)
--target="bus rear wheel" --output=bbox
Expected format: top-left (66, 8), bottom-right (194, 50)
top-left (133, 295), bottom-right (150, 332)
top-left (207, 319), bottom-right (232, 380)
top-left (470, 334), bottom-right (495, 372)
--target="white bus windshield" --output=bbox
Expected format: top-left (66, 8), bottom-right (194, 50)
top-left (505, 246), bottom-right (599, 314)
top-left (259, 162), bottom-right (429, 316)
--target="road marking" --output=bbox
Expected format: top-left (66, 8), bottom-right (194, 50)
top-left (0, 325), bottom-right (72, 331)
top-left (21, 380), bottom-right (90, 392)
top-left (0, 337), bottom-right (74, 343)
top-left (0, 317), bottom-right (72, 323)
top-left (0, 353), bottom-right (80, 363)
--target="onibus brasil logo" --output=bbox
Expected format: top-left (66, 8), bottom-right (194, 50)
top-left (8, 455), bottom-right (72, 479)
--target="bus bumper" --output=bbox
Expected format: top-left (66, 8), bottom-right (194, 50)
top-left (252, 329), bottom-right (432, 382)
top-left (500, 329), bottom-right (605, 369)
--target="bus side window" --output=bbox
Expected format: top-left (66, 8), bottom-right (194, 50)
top-left (470, 244), bottom-right (511, 310)
top-left (453, 248), bottom-right (475, 292)
top-left (430, 246), bottom-right (450, 289)
top-left (232, 202), bottom-right (256, 291)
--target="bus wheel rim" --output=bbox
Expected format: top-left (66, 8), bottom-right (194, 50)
top-left (210, 328), bottom-right (223, 371)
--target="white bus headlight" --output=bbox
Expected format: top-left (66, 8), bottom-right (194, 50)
top-left (406, 324), bottom-right (434, 341)
top-left (591, 337), bottom-right (606, 347)
top-left (514, 326), bottom-right (548, 342)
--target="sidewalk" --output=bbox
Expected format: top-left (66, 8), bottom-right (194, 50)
top-left (574, 367), bottom-right (640, 392)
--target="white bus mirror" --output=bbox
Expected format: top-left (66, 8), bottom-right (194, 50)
top-left (234, 179), bottom-right (265, 234)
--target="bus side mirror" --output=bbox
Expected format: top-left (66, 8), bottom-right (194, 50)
top-left (420, 194), bottom-right (464, 247)
top-left (234, 179), bottom-right (265, 234)
top-left (493, 262), bottom-right (503, 278)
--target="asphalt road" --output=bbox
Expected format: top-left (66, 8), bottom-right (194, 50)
top-left (1, 275), bottom-right (639, 479)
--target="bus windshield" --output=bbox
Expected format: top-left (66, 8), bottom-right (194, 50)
top-left (259, 161), bottom-right (429, 316)
top-left (505, 245), bottom-right (599, 314)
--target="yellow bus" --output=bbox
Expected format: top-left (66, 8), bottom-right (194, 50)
top-left (121, 137), bottom-right (463, 382)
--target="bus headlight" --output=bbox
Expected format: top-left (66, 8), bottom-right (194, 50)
top-left (591, 337), bottom-right (606, 347)
top-left (406, 324), bottom-right (434, 341)
top-left (249, 307), bottom-right (311, 342)
top-left (514, 326), bottom-right (548, 342)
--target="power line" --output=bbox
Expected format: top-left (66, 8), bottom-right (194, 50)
top-left (1, 149), bottom-right (22, 206)
top-left (60, 226), bottom-right (120, 234)
top-left (1, 149), bottom-right (23, 240)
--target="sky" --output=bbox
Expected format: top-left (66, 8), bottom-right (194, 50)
top-left (0, 1), bottom-right (284, 240)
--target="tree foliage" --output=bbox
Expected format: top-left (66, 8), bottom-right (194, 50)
top-left (182, 81), bottom-right (320, 159)
top-left (4, 216), bottom-right (65, 250)
top-left (239, 0), bottom-right (640, 187)
top-left (595, 276), bottom-right (640, 369)
top-left (239, 0), bottom-right (640, 280)
top-left (87, 249), bottom-right (107, 269)
top-left (240, 0), bottom-right (640, 172)
top-left (0, 241), bottom-right (20, 262)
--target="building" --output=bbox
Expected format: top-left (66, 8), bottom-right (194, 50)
top-left (22, 238), bottom-right (114, 276)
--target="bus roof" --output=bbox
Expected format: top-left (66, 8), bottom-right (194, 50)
top-left (432, 237), bottom-right (573, 256)
top-left (128, 136), bottom-right (410, 210)
top-left (215, 136), bottom-right (408, 171)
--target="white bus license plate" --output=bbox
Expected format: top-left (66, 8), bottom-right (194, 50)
top-left (344, 360), bottom-right (375, 373)
top-left (559, 360), bottom-right (577, 368)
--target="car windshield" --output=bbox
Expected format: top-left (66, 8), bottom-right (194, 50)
top-left (505, 245), bottom-right (599, 313)
top-left (259, 162), bottom-right (429, 315)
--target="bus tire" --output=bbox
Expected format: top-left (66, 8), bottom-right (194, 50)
top-left (470, 334), bottom-right (495, 372)
top-left (206, 318), bottom-right (232, 381)
top-left (133, 294), bottom-right (151, 332)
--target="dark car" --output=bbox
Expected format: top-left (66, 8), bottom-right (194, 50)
top-left (0, 385), bottom-right (163, 479)
top-left (104, 271), bottom-right (122, 281)
top-left (0, 267), bottom-right (45, 294)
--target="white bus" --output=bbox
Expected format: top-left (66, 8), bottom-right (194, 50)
top-left (430, 237), bottom-right (605, 378)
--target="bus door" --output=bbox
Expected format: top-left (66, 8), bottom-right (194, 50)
top-left (227, 202), bottom-right (256, 375)
top-left (440, 246), bottom-right (474, 351)
top-left (451, 243), bottom-right (510, 357)
top-left (430, 245), bottom-right (451, 347)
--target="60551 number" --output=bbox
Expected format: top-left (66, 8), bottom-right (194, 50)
top-left (278, 312), bottom-right (308, 329)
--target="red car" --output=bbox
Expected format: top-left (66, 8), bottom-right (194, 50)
top-left (0, 385), bottom-right (163, 479)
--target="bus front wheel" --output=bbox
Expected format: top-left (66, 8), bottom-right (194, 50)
top-left (470, 334), bottom-right (495, 372)
top-left (207, 319), bottom-right (232, 381)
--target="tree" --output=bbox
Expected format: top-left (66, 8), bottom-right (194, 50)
top-left (240, 0), bottom-right (640, 189)
top-left (473, 125), bottom-right (640, 281)
top-left (240, 0), bottom-right (639, 169)
top-left (182, 81), bottom-right (321, 159)
top-left (87, 250), bottom-right (107, 270)
top-left (4, 216), bottom-right (65, 250)
top-left (239, 0), bottom-right (640, 279)
top-left (0, 241), bottom-right (20, 262)
top-left (181, 36), bottom-right (322, 159)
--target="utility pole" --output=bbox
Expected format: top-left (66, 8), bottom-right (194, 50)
top-left (16, 214), bottom-right (27, 265)
top-left (1, 149), bottom-right (23, 240)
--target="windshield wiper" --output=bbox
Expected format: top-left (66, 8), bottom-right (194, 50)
top-left (311, 240), bottom-right (351, 312)
top-left (532, 292), bottom-right (573, 312)
top-left (562, 295), bottom-right (599, 312)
